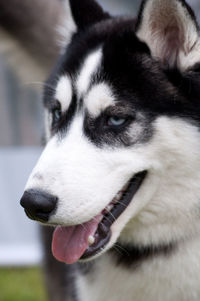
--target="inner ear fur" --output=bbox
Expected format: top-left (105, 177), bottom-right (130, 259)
top-left (136, 0), bottom-right (200, 70)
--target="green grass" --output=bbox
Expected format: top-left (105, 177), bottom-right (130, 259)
top-left (0, 267), bottom-right (47, 301)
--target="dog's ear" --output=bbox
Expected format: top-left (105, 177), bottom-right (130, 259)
top-left (60, 0), bottom-right (110, 49)
top-left (69, 0), bottom-right (110, 30)
top-left (136, 0), bottom-right (200, 70)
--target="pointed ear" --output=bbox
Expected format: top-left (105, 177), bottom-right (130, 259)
top-left (69, 0), bottom-right (110, 30)
top-left (59, 0), bottom-right (110, 50)
top-left (136, 0), bottom-right (200, 70)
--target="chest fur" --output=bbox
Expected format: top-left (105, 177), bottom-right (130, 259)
top-left (77, 238), bottom-right (200, 301)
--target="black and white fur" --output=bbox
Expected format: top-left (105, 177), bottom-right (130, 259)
top-left (22, 0), bottom-right (200, 300)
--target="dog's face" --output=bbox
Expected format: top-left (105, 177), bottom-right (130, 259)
top-left (21, 0), bottom-right (200, 264)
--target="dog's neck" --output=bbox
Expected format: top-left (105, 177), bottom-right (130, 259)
top-left (109, 242), bottom-right (176, 268)
top-left (78, 236), bottom-right (200, 301)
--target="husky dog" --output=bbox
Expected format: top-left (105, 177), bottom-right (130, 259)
top-left (20, 0), bottom-right (200, 300)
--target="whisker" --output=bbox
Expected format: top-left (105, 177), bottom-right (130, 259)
top-left (105, 209), bottom-right (116, 221)
top-left (21, 81), bottom-right (56, 91)
top-left (99, 215), bottom-right (110, 224)
top-left (113, 245), bottom-right (123, 256)
top-left (114, 243), bottom-right (130, 256)
top-left (115, 201), bottom-right (126, 207)
top-left (80, 223), bottom-right (87, 231)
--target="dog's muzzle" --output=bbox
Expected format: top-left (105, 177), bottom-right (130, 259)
top-left (51, 171), bottom-right (147, 264)
top-left (20, 171), bottom-right (147, 265)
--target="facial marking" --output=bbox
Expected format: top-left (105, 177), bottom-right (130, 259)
top-left (45, 109), bottom-right (52, 141)
top-left (76, 48), bottom-right (102, 98)
top-left (84, 83), bottom-right (115, 117)
top-left (55, 75), bottom-right (72, 112)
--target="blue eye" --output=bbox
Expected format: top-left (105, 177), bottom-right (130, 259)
top-left (52, 108), bottom-right (62, 124)
top-left (108, 116), bottom-right (126, 126)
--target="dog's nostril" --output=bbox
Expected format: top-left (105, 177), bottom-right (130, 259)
top-left (20, 189), bottom-right (57, 222)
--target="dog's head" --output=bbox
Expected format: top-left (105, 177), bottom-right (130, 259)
top-left (20, 0), bottom-right (200, 264)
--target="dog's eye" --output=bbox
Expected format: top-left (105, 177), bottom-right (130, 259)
top-left (52, 107), bottom-right (62, 124)
top-left (107, 116), bottom-right (127, 127)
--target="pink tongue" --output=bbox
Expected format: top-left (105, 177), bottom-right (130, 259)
top-left (52, 214), bottom-right (102, 264)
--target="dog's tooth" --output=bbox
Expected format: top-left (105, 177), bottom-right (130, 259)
top-left (113, 193), bottom-right (120, 203)
top-left (88, 235), bottom-right (95, 245)
top-left (112, 198), bottom-right (117, 204)
top-left (117, 192), bottom-right (122, 199)
top-left (115, 192), bottom-right (122, 202)
top-left (106, 204), bottom-right (113, 211)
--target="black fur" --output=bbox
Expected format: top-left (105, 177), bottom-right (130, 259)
top-left (69, 0), bottom-right (110, 30)
top-left (40, 2), bottom-right (200, 301)
top-left (40, 1), bottom-right (200, 299)
top-left (44, 13), bottom-right (200, 147)
top-left (110, 242), bottom-right (176, 268)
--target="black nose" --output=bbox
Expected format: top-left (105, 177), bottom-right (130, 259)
top-left (20, 189), bottom-right (57, 222)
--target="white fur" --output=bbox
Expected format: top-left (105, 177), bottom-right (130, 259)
top-left (25, 115), bottom-right (200, 300)
top-left (25, 116), bottom-right (200, 248)
top-left (22, 1), bottom-right (200, 299)
top-left (84, 83), bottom-right (115, 117)
top-left (25, 114), bottom-right (148, 226)
top-left (137, 0), bottom-right (200, 70)
top-left (76, 49), bottom-right (102, 98)
top-left (44, 110), bottom-right (52, 141)
top-left (119, 118), bottom-right (200, 247)
top-left (55, 75), bottom-right (72, 112)
top-left (78, 239), bottom-right (200, 301)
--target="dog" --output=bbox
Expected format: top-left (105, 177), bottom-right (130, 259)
top-left (20, 0), bottom-right (200, 300)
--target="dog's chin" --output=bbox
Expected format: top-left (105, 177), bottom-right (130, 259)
top-left (51, 171), bottom-right (147, 264)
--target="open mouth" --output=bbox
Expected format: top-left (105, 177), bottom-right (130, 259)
top-left (52, 171), bottom-right (147, 264)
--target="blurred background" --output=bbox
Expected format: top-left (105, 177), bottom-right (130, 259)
top-left (0, 0), bottom-right (200, 300)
